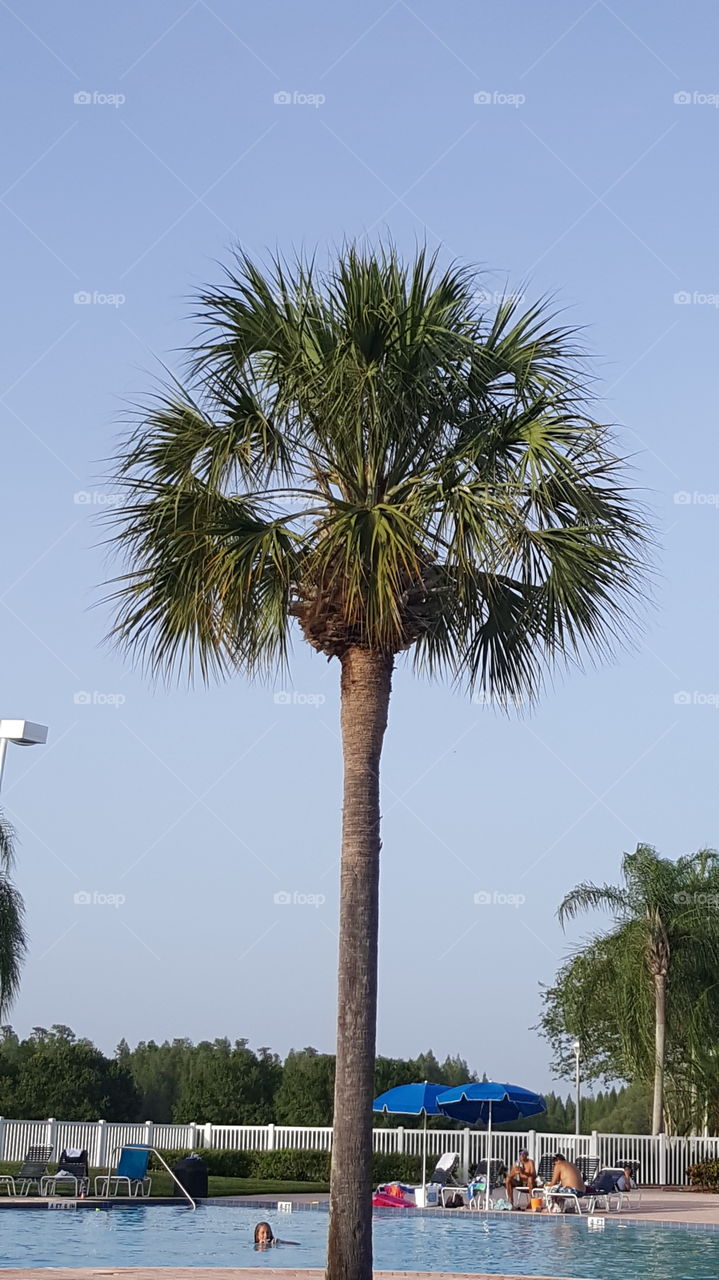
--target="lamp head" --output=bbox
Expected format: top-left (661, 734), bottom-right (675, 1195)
top-left (0, 720), bottom-right (48, 746)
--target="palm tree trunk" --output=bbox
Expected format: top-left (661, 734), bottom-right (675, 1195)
top-left (326, 648), bottom-right (393, 1280)
top-left (652, 973), bottom-right (667, 1135)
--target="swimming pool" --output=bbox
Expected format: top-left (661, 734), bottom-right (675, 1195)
top-left (1, 1204), bottom-right (718, 1277)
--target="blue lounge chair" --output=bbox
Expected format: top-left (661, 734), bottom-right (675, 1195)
top-left (94, 1144), bottom-right (152, 1198)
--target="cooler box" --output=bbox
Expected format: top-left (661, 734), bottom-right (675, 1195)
top-left (414, 1185), bottom-right (439, 1208)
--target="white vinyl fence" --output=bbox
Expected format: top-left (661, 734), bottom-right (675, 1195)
top-left (0, 1118), bottom-right (716, 1184)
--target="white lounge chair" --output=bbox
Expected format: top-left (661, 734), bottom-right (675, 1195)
top-left (426, 1152), bottom-right (464, 1206)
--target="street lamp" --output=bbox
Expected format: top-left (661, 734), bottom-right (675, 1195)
top-left (0, 720), bottom-right (48, 791)
top-left (573, 1039), bottom-right (581, 1136)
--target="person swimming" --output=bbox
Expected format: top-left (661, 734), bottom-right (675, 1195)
top-left (253, 1221), bottom-right (300, 1249)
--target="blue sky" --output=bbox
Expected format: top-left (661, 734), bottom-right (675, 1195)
top-left (2, 0), bottom-right (718, 1095)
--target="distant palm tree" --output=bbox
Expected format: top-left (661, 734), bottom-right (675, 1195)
top-left (0, 813), bottom-right (27, 1016)
top-left (558, 844), bottom-right (719, 1135)
top-left (105, 244), bottom-right (647, 1280)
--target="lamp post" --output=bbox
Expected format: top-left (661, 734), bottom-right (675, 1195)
top-left (0, 720), bottom-right (48, 791)
top-left (573, 1039), bottom-right (581, 1136)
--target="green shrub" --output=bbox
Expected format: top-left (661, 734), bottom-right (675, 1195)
top-left (153, 1147), bottom-right (423, 1185)
top-left (372, 1154), bottom-right (423, 1184)
top-left (688, 1160), bottom-right (719, 1190)
top-left (249, 1149), bottom-right (331, 1181)
top-left (153, 1148), bottom-right (252, 1178)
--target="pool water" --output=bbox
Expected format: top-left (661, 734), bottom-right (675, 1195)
top-left (0, 1205), bottom-right (718, 1278)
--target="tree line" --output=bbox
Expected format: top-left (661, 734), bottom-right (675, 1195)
top-left (0, 1024), bottom-right (649, 1130)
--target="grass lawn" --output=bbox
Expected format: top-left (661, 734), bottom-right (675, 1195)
top-left (0, 1162), bottom-right (328, 1198)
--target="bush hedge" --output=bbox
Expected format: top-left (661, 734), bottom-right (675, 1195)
top-left (688, 1160), bottom-right (719, 1190)
top-left (154, 1147), bottom-right (423, 1184)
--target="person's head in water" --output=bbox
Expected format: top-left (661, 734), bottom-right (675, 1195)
top-left (254, 1223), bottom-right (274, 1244)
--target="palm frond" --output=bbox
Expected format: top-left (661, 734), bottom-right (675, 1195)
top-left (104, 242), bottom-right (649, 693)
top-left (557, 882), bottom-right (630, 926)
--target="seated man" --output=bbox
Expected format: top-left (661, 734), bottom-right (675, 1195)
top-left (548, 1153), bottom-right (586, 1197)
top-left (505, 1148), bottom-right (537, 1208)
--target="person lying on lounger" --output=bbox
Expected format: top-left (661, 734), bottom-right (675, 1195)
top-left (254, 1222), bottom-right (300, 1249)
top-left (548, 1155), bottom-right (585, 1196)
top-left (505, 1149), bottom-right (537, 1207)
top-left (589, 1165), bottom-right (635, 1195)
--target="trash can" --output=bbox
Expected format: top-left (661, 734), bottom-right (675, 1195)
top-left (171, 1154), bottom-right (208, 1200)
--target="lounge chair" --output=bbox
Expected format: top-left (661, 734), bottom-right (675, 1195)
top-left (467, 1159), bottom-right (508, 1209)
top-left (586, 1164), bottom-right (641, 1212)
top-left (41, 1148), bottom-right (89, 1197)
top-left (577, 1157), bottom-right (600, 1186)
top-left (543, 1159), bottom-right (602, 1215)
top-left (375, 1151), bottom-right (462, 1208)
top-left (429, 1151), bottom-right (461, 1187)
top-left (0, 1145), bottom-right (54, 1197)
top-left (426, 1153), bottom-right (466, 1206)
top-left (94, 1144), bottom-right (152, 1198)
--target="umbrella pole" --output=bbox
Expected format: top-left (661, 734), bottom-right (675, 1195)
top-left (485, 1103), bottom-right (492, 1212)
top-left (422, 1110), bottom-right (427, 1192)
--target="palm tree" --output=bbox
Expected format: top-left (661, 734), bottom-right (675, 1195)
top-left (557, 844), bottom-right (719, 1135)
top-left (105, 245), bottom-right (646, 1280)
top-left (0, 813), bottom-right (27, 1016)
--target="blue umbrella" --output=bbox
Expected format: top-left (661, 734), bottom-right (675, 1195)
top-left (437, 1082), bottom-right (546, 1210)
top-left (373, 1082), bottom-right (447, 1190)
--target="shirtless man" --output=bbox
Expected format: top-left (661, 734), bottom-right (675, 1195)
top-left (505, 1148), bottom-right (537, 1207)
top-left (549, 1153), bottom-right (585, 1195)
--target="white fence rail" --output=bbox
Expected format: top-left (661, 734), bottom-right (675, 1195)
top-left (0, 1118), bottom-right (716, 1184)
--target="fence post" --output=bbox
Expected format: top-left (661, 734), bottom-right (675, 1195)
top-left (0, 1118), bottom-right (4, 1161)
top-left (527, 1130), bottom-right (536, 1165)
top-left (97, 1119), bottom-right (108, 1169)
top-left (590, 1130), bottom-right (599, 1161)
top-left (396, 1126), bottom-right (404, 1155)
top-left (267, 1123), bottom-right (275, 1151)
top-left (658, 1133), bottom-right (667, 1186)
top-left (461, 1128), bottom-right (470, 1181)
top-left (145, 1120), bottom-right (154, 1151)
top-left (47, 1117), bottom-right (57, 1157)
top-left (203, 1122), bottom-right (213, 1150)
top-left (189, 1122), bottom-right (198, 1151)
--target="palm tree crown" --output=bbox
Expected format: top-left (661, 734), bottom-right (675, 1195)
top-left (556, 844), bottom-right (719, 1133)
top-left (106, 245), bottom-right (645, 699)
